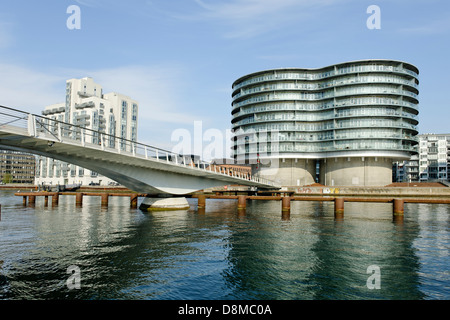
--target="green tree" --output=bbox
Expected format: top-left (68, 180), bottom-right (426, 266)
top-left (2, 173), bottom-right (12, 184)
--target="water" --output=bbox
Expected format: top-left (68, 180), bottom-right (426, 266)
top-left (0, 190), bottom-right (448, 300)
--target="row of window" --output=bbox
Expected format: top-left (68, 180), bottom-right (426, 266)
top-left (233, 86), bottom-right (418, 108)
top-left (236, 119), bottom-right (418, 132)
top-left (234, 107), bottom-right (417, 126)
top-left (235, 140), bottom-right (414, 154)
top-left (233, 64), bottom-right (418, 91)
top-left (234, 97), bottom-right (418, 118)
top-left (234, 74), bottom-right (418, 100)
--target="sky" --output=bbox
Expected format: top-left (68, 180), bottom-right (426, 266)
top-left (0, 0), bottom-right (449, 157)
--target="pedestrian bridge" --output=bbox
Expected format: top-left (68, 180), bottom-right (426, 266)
top-left (0, 105), bottom-right (279, 195)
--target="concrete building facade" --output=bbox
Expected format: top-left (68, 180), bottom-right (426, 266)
top-left (35, 77), bottom-right (138, 186)
top-left (231, 60), bottom-right (419, 186)
top-left (0, 150), bottom-right (36, 184)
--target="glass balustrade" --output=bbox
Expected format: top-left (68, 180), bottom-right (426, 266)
top-left (233, 62), bottom-right (418, 91)
top-left (233, 87), bottom-right (418, 109)
top-left (233, 75), bottom-right (418, 101)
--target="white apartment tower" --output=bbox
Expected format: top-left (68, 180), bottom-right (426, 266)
top-left (394, 134), bottom-right (450, 183)
top-left (416, 134), bottom-right (450, 182)
top-left (35, 77), bottom-right (138, 186)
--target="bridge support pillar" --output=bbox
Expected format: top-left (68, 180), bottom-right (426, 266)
top-left (44, 195), bottom-right (49, 207)
top-left (139, 197), bottom-right (190, 211)
top-left (22, 196), bottom-right (27, 206)
top-left (334, 198), bottom-right (344, 220)
top-left (393, 199), bottom-right (404, 222)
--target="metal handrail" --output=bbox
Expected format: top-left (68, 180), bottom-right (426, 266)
top-left (0, 104), bottom-right (279, 187)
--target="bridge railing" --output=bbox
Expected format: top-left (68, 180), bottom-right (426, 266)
top-left (0, 105), bottom-right (279, 187)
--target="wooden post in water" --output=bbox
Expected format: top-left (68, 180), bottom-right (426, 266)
top-left (334, 198), bottom-right (344, 220)
top-left (281, 196), bottom-right (291, 220)
top-left (76, 193), bottom-right (83, 206)
top-left (52, 193), bottom-right (59, 206)
top-left (393, 199), bottom-right (404, 222)
top-left (237, 195), bottom-right (247, 210)
top-left (130, 194), bottom-right (138, 208)
top-left (197, 194), bottom-right (206, 209)
top-left (44, 195), bottom-right (49, 207)
top-left (101, 193), bottom-right (109, 207)
top-left (28, 195), bottom-right (36, 206)
top-left (22, 196), bottom-right (27, 206)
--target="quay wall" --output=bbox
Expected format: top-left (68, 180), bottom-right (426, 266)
top-left (204, 185), bottom-right (450, 199)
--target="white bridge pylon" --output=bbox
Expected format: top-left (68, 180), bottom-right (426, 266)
top-left (0, 105), bottom-right (279, 195)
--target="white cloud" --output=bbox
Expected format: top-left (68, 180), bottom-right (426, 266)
top-left (86, 64), bottom-right (201, 125)
top-left (190, 0), bottom-right (340, 38)
top-left (0, 63), bottom-right (201, 124)
top-left (0, 63), bottom-right (64, 112)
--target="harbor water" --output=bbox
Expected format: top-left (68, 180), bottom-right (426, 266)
top-left (0, 190), bottom-right (448, 300)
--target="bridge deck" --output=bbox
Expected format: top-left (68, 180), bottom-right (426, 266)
top-left (0, 105), bottom-right (280, 194)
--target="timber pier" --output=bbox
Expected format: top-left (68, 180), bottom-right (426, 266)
top-left (10, 182), bottom-right (450, 223)
top-left (192, 193), bottom-right (450, 222)
top-left (16, 191), bottom-right (145, 208)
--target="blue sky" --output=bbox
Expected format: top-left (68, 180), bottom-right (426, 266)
top-left (1, 0), bottom-right (449, 155)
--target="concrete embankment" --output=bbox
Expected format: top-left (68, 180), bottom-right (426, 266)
top-left (204, 182), bottom-right (450, 200)
top-left (286, 186), bottom-right (450, 199)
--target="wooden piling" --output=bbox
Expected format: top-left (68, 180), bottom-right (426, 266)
top-left (28, 195), bottom-right (36, 206)
top-left (130, 194), bottom-right (138, 208)
top-left (281, 197), bottom-right (291, 220)
top-left (44, 195), bottom-right (49, 207)
top-left (101, 193), bottom-right (109, 207)
top-left (334, 198), bottom-right (344, 220)
top-left (52, 193), bottom-right (59, 206)
top-left (76, 193), bottom-right (83, 206)
top-left (23, 196), bottom-right (27, 206)
top-left (281, 197), bottom-right (290, 211)
top-left (197, 194), bottom-right (206, 209)
top-left (393, 199), bottom-right (404, 222)
top-left (237, 195), bottom-right (247, 210)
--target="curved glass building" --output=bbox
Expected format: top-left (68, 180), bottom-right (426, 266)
top-left (231, 60), bottom-right (419, 186)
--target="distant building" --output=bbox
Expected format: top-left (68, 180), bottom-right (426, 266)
top-left (0, 150), bottom-right (36, 184)
top-left (394, 133), bottom-right (450, 182)
top-left (35, 77), bottom-right (138, 186)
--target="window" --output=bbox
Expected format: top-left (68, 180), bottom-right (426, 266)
top-left (132, 103), bottom-right (138, 121)
top-left (121, 101), bottom-right (127, 119)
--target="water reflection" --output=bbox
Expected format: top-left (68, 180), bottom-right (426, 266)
top-left (0, 191), bottom-right (448, 299)
top-left (222, 201), bottom-right (429, 299)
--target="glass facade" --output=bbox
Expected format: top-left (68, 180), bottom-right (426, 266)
top-left (232, 60), bottom-right (419, 161)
